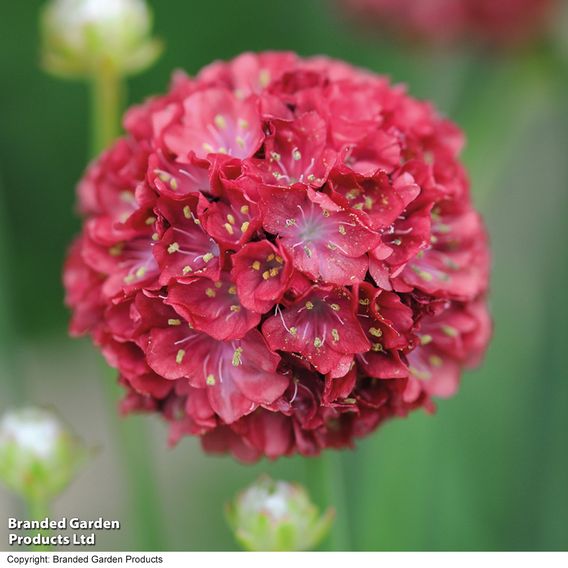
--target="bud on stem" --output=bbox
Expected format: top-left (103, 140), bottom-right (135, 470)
top-left (227, 475), bottom-right (334, 551)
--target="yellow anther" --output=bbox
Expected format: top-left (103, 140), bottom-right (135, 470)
top-left (369, 327), bottom-right (382, 338)
top-left (214, 281), bottom-right (223, 288)
top-left (269, 268), bottom-right (279, 277)
top-left (123, 274), bottom-right (135, 284)
top-left (442, 325), bottom-right (458, 337)
top-left (170, 178), bottom-right (178, 191)
top-left (314, 337), bottom-right (323, 348)
top-left (411, 266), bottom-right (433, 282)
top-left (338, 225), bottom-right (347, 235)
top-left (429, 355), bottom-right (443, 367)
top-left (267, 253), bottom-right (275, 261)
top-left (303, 246), bottom-right (312, 258)
top-left (359, 298), bottom-right (370, 306)
top-left (259, 69), bottom-right (270, 87)
top-left (203, 252), bottom-right (214, 263)
top-left (331, 329), bottom-right (340, 342)
top-left (176, 349), bottom-right (186, 364)
top-left (330, 303), bottom-right (340, 311)
top-left (183, 206), bottom-right (192, 219)
top-left (145, 216), bottom-right (156, 225)
top-left (108, 244), bottom-right (123, 257)
top-left (305, 301), bottom-right (314, 310)
top-left (262, 270), bottom-right (270, 280)
top-left (285, 218), bottom-right (296, 226)
top-left (135, 266), bottom-right (147, 279)
top-left (228, 285), bottom-right (237, 295)
top-left (240, 221), bottom-right (250, 233)
top-left (270, 152), bottom-right (281, 161)
top-left (364, 196), bottom-right (374, 210)
top-left (168, 242), bottom-right (180, 254)
top-left (371, 343), bottom-right (383, 352)
top-left (203, 142), bottom-right (215, 153)
top-left (205, 288), bottom-right (216, 298)
top-left (236, 136), bottom-right (246, 149)
top-left (251, 261), bottom-right (261, 271)
top-left (230, 305), bottom-right (241, 312)
top-left (182, 265), bottom-right (192, 275)
top-left (206, 374), bottom-right (216, 385)
top-left (214, 114), bottom-right (227, 129)
top-left (420, 334), bottom-right (433, 345)
top-left (224, 223), bottom-right (234, 235)
top-left (168, 319), bottom-right (181, 326)
top-left (345, 189), bottom-right (359, 200)
top-left (289, 327), bottom-right (297, 336)
top-left (240, 205), bottom-right (250, 215)
top-left (152, 233), bottom-right (159, 241)
top-left (322, 209), bottom-right (330, 217)
top-left (292, 148), bottom-right (302, 161)
top-left (275, 255), bottom-right (284, 264)
top-left (227, 214), bottom-right (236, 225)
top-left (232, 347), bottom-right (243, 367)
top-left (120, 191), bottom-right (135, 203)
top-left (238, 118), bottom-right (249, 130)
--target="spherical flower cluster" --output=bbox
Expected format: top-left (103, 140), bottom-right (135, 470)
top-left (64, 52), bottom-right (491, 461)
top-left (341, 0), bottom-right (554, 48)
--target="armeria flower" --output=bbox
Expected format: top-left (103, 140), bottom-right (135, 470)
top-left (0, 407), bottom-right (87, 503)
top-left (41, 0), bottom-right (162, 78)
top-left (64, 52), bottom-right (491, 461)
top-left (226, 476), bottom-right (334, 551)
top-left (340, 0), bottom-right (555, 48)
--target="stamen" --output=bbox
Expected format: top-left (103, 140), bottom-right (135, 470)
top-left (176, 349), bottom-right (186, 364)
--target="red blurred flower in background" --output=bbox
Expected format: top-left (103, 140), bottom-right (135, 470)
top-left (64, 52), bottom-right (491, 461)
top-left (340, 0), bottom-right (554, 48)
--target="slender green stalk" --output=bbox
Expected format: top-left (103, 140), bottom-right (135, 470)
top-left (90, 59), bottom-right (123, 157)
top-left (101, 364), bottom-right (166, 550)
top-left (305, 452), bottom-right (351, 550)
top-left (0, 170), bottom-right (25, 405)
top-left (453, 53), bottom-right (552, 208)
top-left (27, 497), bottom-right (50, 551)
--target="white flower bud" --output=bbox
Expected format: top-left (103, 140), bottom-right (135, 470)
top-left (0, 407), bottom-right (87, 502)
top-left (227, 476), bottom-right (334, 551)
top-left (41, 0), bottom-right (162, 78)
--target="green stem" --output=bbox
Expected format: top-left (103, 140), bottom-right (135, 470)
top-left (305, 452), bottom-right (351, 550)
top-left (90, 59), bottom-right (123, 157)
top-left (27, 497), bottom-right (50, 551)
top-left (0, 168), bottom-right (25, 405)
top-left (453, 53), bottom-right (551, 208)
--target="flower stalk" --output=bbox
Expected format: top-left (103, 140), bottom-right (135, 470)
top-left (90, 58), bottom-right (123, 156)
top-left (306, 453), bottom-right (350, 550)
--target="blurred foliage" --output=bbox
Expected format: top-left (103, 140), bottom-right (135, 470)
top-left (0, 0), bottom-right (567, 552)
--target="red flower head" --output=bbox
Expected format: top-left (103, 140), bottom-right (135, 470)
top-left (64, 52), bottom-right (491, 461)
top-left (340, 0), bottom-right (555, 48)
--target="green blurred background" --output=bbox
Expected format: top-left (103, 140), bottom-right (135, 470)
top-left (0, 0), bottom-right (567, 552)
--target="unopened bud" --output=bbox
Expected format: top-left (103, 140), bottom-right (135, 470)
top-left (226, 476), bottom-right (334, 551)
top-left (0, 407), bottom-right (87, 502)
top-left (40, 0), bottom-right (162, 78)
